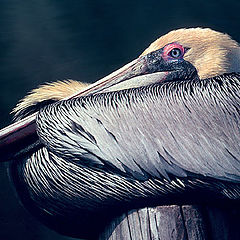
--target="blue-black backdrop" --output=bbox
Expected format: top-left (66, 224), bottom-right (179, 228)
top-left (0, 1), bottom-right (240, 239)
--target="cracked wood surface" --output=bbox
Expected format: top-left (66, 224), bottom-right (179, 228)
top-left (99, 205), bottom-right (240, 240)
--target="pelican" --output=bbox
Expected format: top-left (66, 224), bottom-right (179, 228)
top-left (0, 28), bottom-right (240, 239)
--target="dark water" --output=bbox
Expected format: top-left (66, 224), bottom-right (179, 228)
top-left (0, 1), bottom-right (240, 239)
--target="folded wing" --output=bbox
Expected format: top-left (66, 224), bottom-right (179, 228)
top-left (36, 74), bottom-right (240, 182)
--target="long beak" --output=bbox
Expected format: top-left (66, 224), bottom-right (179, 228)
top-left (0, 54), bottom-right (169, 161)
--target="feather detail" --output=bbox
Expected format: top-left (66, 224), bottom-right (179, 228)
top-left (12, 80), bottom-right (89, 120)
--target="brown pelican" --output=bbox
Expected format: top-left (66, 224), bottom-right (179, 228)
top-left (0, 28), bottom-right (240, 239)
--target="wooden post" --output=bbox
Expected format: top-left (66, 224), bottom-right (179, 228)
top-left (99, 205), bottom-right (240, 240)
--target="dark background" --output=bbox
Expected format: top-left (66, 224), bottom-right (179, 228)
top-left (0, 0), bottom-right (239, 239)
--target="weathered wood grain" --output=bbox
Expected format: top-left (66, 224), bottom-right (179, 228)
top-left (153, 205), bottom-right (186, 240)
top-left (99, 205), bottom-right (240, 240)
top-left (181, 205), bottom-right (207, 240)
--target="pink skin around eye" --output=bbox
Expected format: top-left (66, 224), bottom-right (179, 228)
top-left (162, 43), bottom-right (185, 61)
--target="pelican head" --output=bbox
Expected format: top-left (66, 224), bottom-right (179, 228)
top-left (142, 27), bottom-right (240, 79)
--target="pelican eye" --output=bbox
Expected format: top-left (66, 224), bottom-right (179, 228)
top-left (162, 43), bottom-right (185, 61)
top-left (169, 48), bottom-right (182, 58)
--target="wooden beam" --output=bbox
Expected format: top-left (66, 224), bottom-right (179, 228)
top-left (99, 205), bottom-right (240, 240)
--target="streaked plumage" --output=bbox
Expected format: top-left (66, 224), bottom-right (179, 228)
top-left (1, 28), bottom-right (240, 239)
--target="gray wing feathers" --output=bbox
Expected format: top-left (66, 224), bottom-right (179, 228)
top-left (37, 77), bottom-right (240, 182)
